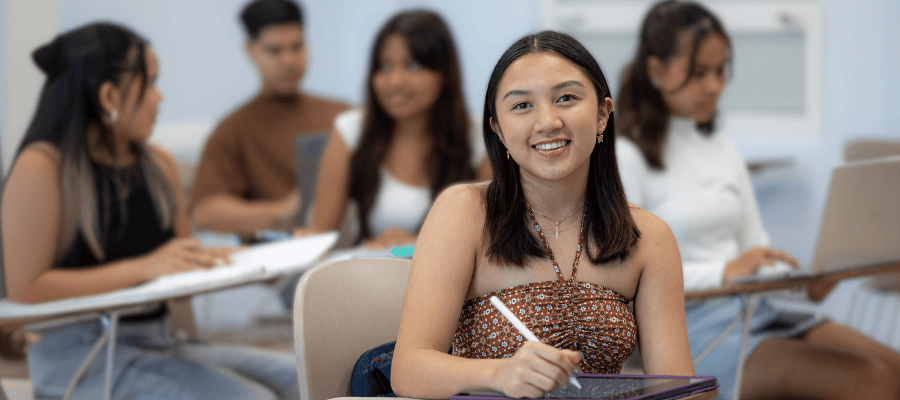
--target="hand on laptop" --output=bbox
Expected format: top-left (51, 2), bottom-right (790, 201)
top-left (723, 246), bottom-right (800, 283)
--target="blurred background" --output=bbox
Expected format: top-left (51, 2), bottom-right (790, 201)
top-left (1, 0), bottom-right (898, 338)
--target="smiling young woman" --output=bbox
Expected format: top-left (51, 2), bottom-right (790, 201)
top-left (391, 31), bottom-right (705, 399)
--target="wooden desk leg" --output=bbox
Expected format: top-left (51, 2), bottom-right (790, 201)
top-left (103, 312), bottom-right (120, 400)
top-left (732, 294), bottom-right (758, 400)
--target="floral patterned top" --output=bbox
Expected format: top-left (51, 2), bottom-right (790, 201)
top-left (452, 210), bottom-right (637, 374)
top-left (452, 280), bottom-right (637, 373)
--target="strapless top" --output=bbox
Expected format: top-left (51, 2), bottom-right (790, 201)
top-left (452, 278), bottom-right (637, 374)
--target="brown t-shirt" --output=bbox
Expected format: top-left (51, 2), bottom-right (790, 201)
top-left (190, 93), bottom-right (349, 209)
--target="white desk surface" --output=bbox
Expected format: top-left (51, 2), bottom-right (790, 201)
top-left (0, 232), bottom-right (338, 324)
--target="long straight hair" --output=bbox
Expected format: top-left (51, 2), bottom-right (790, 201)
top-left (15, 22), bottom-right (176, 261)
top-left (483, 31), bottom-right (640, 267)
top-left (617, 0), bottom-right (732, 169)
top-left (349, 9), bottom-right (473, 240)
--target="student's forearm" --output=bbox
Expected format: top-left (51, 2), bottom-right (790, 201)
top-left (192, 195), bottom-right (292, 235)
top-left (392, 349), bottom-right (503, 399)
top-left (9, 257), bottom-right (148, 304)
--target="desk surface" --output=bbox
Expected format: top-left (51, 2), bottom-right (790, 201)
top-left (0, 232), bottom-right (338, 324)
top-left (685, 260), bottom-right (900, 299)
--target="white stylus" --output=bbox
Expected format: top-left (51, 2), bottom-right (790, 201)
top-left (489, 295), bottom-right (582, 389)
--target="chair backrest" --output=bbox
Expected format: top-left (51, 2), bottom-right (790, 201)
top-left (294, 132), bottom-right (330, 225)
top-left (293, 257), bottom-right (411, 400)
top-left (842, 138), bottom-right (900, 162)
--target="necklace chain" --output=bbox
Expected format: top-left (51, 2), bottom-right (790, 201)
top-left (527, 201), bottom-right (586, 239)
top-left (526, 205), bottom-right (586, 281)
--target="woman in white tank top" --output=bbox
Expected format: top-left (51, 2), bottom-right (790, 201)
top-left (304, 10), bottom-right (491, 248)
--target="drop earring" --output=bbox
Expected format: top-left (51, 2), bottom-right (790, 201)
top-left (507, 150), bottom-right (510, 159)
top-left (597, 133), bottom-right (603, 143)
top-left (102, 110), bottom-right (118, 125)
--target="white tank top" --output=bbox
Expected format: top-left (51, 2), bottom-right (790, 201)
top-left (334, 109), bottom-right (486, 236)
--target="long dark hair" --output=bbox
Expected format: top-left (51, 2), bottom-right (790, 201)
top-left (483, 31), bottom-right (640, 267)
top-left (349, 10), bottom-right (473, 240)
top-left (617, 0), bottom-right (732, 170)
top-left (14, 22), bottom-right (176, 261)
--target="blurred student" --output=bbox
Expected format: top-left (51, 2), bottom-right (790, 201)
top-left (190, 0), bottom-right (349, 237)
top-left (302, 9), bottom-right (492, 249)
top-left (392, 31), bottom-right (703, 399)
top-left (2, 23), bottom-right (299, 399)
top-left (616, 1), bottom-right (900, 399)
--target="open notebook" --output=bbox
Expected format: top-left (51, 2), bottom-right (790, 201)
top-left (731, 155), bottom-right (900, 284)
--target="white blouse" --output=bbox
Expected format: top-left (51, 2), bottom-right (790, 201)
top-left (616, 117), bottom-right (769, 290)
top-left (334, 109), bottom-right (487, 237)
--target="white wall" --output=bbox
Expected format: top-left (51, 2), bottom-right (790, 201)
top-left (47, 0), bottom-right (537, 159)
top-left (2, 0), bottom-right (57, 174)
top-left (0, 0), bottom-right (7, 163)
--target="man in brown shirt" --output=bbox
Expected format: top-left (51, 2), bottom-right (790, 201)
top-left (191, 0), bottom-right (349, 236)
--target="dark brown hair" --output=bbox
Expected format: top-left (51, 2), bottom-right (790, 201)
top-left (617, 0), bottom-right (732, 169)
top-left (483, 31), bottom-right (640, 267)
top-left (349, 10), bottom-right (473, 240)
top-left (15, 22), bottom-right (176, 261)
top-left (240, 0), bottom-right (304, 40)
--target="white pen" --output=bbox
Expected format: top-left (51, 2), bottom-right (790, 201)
top-left (489, 295), bottom-right (582, 390)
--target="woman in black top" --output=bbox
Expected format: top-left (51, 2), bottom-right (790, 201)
top-left (2, 23), bottom-right (298, 400)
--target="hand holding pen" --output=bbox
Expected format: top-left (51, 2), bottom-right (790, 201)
top-left (489, 296), bottom-right (583, 398)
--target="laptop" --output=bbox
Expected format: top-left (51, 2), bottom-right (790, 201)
top-left (731, 155), bottom-right (900, 284)
top-left (294, 132), bottom-right (330, 225)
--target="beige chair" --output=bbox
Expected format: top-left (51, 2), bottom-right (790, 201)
top-left (842, 138), bottom-right (900, 344)
top-left (293, 258), bottom-right (410, 400)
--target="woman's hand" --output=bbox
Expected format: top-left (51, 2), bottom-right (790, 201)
top-left (206, 246), bottom-right (240, 265)
top-left (140, 238), bottom-right (222, 281)
top-left (491, 341), bottom-right (582, 398)
top-left (363, 228), bottom-right (416, 250)
top-left (723, 246), bottom-right (799, 283)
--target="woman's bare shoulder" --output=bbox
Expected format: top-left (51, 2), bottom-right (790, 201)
top-left (628, 204), bottom-right (678, 262)
top-left (12, 142), bottom-right (62, 175)
top-left (434, 181), bottom-right (488, 214)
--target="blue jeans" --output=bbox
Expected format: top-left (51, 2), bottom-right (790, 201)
top-left (28, 316), bottom-right (299, 400)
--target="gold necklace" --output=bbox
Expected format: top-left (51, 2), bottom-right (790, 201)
top-left (527, 201), bottom-right (586, 239)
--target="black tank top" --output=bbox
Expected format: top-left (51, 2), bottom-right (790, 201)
top-left (59, 163), bottom-right (173, 267)
top-left (58, 162), bottom-right (174, 321)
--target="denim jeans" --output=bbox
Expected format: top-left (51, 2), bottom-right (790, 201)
top-left (28, 315), bottom-right (299, 400)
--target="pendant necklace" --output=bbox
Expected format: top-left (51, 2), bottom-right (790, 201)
top-left (527, 201), bottom-right (586, 239)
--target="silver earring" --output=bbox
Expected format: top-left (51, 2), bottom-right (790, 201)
top-left (506, 150), bottom-right (510, 159)
top-left (102, 110), bottom-right (118, 125)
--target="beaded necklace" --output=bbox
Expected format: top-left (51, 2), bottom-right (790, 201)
top-left (526, 205), bottom-right (586, 281)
